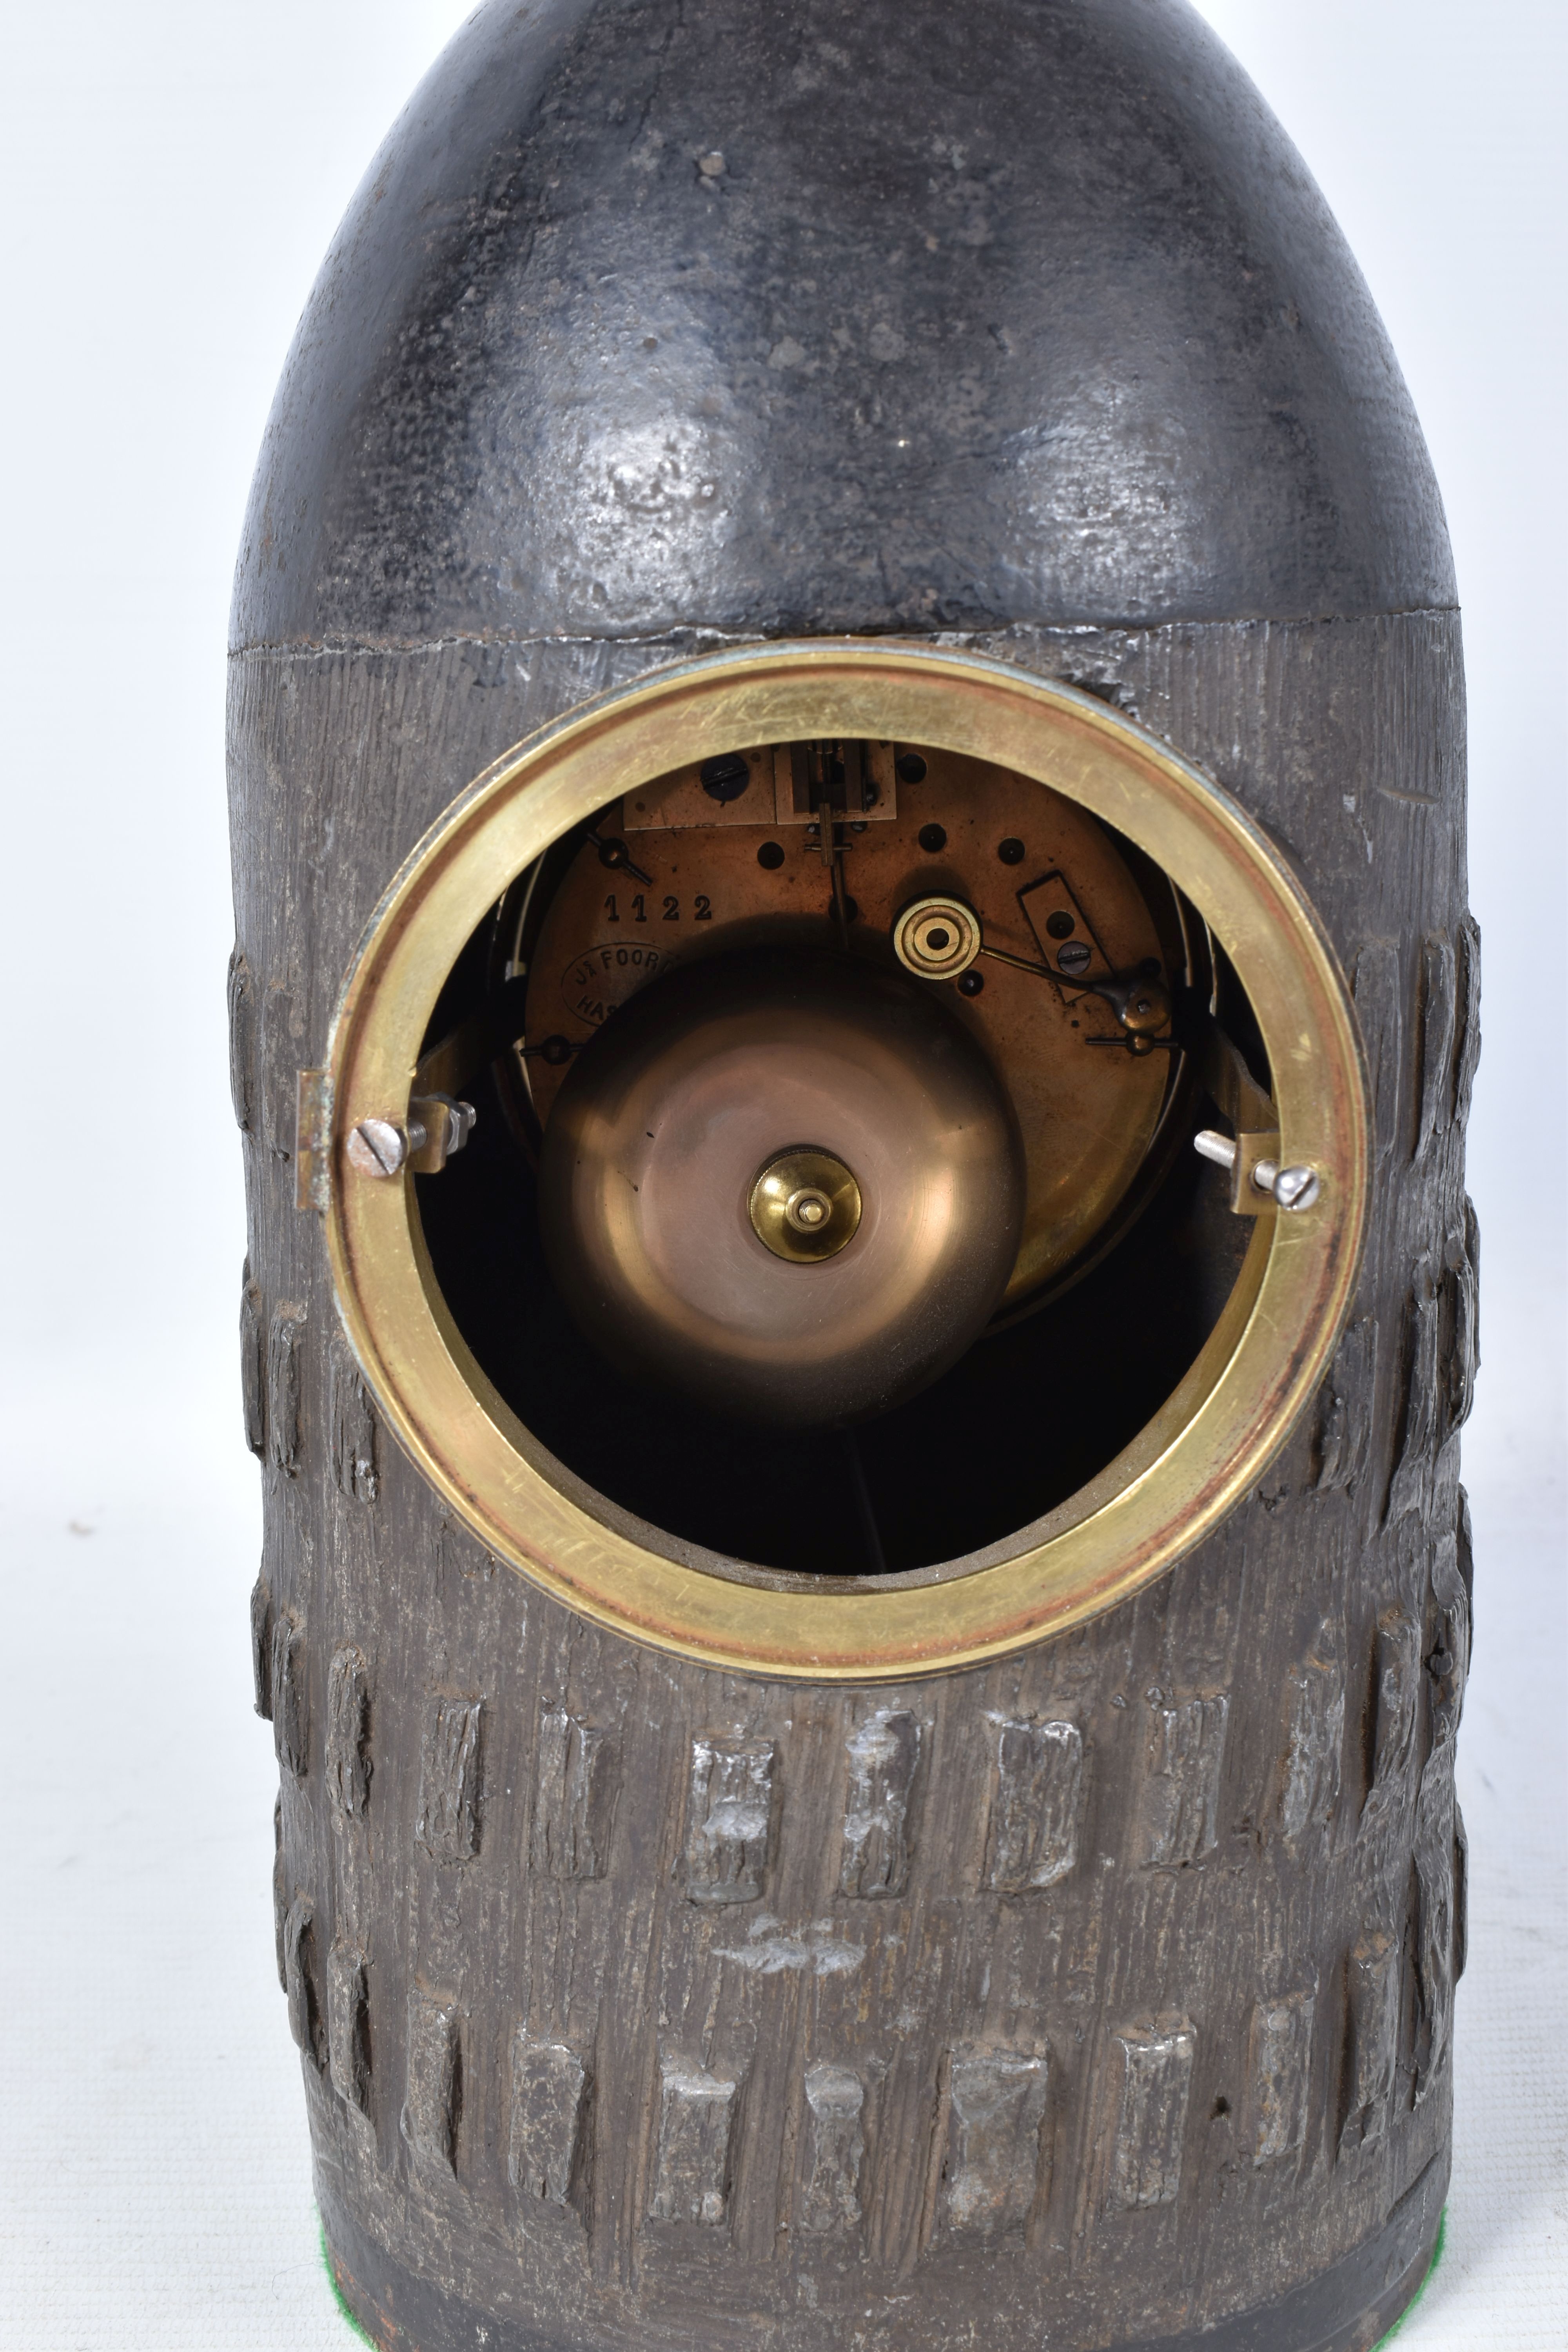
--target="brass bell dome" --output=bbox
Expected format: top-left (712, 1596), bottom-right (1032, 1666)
top-left (538, 947), bottom-right (1025, 1426)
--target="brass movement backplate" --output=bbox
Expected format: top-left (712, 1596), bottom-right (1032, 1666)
top-left (514, 747), bottom-right (1179, 1312)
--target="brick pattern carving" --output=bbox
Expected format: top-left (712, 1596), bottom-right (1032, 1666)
top-left (943, 2049), bottom-right (1050, 2234)
top-left (983, 1719), bottom-right (1083, 1892)
top-left (283, 1895), bottom-right (325, 2070)
top-left (1427, 1530), bottom-right (1470, 1754)
top-left (1457, 1484), bottom-right (1475, 1617)
top-left (1339, 1930), bottom-right (1400, 2154)
top-left (236, 608), bottom-right (1470, 2344)
top-left (266, 1306), bottom-right (305, 1478)
top-left (684, 1737), bottom-right (775, 1903)
top-left (329, 1339), bottom-right (379, 1503)
top-left (509, 2033), bottom-right (591, 2210)
top-left (800, 2062), bottom-right (865, 2232)
top-left (1108, 2027), bottom-right (1194, 2209)
top-left (1453, 914), bottom-right (1482, 1130)
top-left (245, 1272), bottom-right (1470, 2293)
top-left (240, 1263), bottom-right (265, 1457)
top-left (840, 1710), bottom-right (921, 1898)
top-left (648, 2056), bottom-right (739, 2223)
top-left (416, 1699), bottom-right (484, 1864)
top-left (1441, 1210), bottom-right (1479, 1443)
top-left (271, 1610), bottom-right (307, 1779)
top-left (328, 1940), bottom-right (372, 2114)
top-left (1415, 932), bottom-right (1457, 1160)
top-left (405, 1993), bottom-right (462, 2173)
top-left (1387, 1260), bottom-right (1441, 1524)
top-left (326, 1646), bottom-right (372, 1818)
top-left (271, 1794), bottom-right (286, 1991)
top-left (1278, 1642), bottom-right (1343, 1845)
top-left (1314, 1318), bottom-right (1376, 1493)
top-left (227, 946), bottom-right (256, 1133)
top-left (1362, 1613), bottom-right (1418, 1829)
top-left (250, 1576), bottom-right (273, 1719)
top-left (1140, 1696), bottom-right (1227, 1866)
top-left (1413, 1773), bottom-right (1457, 2105)
top-left (534, 1711), bottom-right (620, 1881)
top-left (1248, 1989), bottom-right (1315, 2165)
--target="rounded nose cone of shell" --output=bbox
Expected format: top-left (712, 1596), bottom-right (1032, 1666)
top-left (234, 0), bottom-right (1454, 653)
top-left (536, 948), bottom-right (1026, 1426)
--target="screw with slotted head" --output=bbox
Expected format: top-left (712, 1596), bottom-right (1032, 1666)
top-left (347, 1118), bottom-right (416, 1177)
top-left (1192, 1130), bottom-right (1321, 1212)
top-left (1268, 1163), bottom-right (1321, 1212)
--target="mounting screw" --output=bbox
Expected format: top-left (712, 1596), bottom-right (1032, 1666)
top-left (1267, 1163), bottom-right (1322, 1212)
top-left (957, 970), bottom-right (985, 997)
top-left (347, 1118), bottom-right (419, 1178)
top-left (1193, 1131), bottom-right (1321, 1212)
top-left (701, 752), bottom-right (751, 804)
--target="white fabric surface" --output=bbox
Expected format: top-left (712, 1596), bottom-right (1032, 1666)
top-left (0, 1345), bottom-right (1562, 2350)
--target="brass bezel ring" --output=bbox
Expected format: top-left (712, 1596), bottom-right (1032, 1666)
top-left (323, 640), bottom-right (1369, 1682)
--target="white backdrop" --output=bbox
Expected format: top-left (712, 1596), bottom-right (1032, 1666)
top-left (0, 4), bottom-right (1562, 2345)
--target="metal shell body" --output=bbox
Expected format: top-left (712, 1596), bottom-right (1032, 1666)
top-left (228, 5), bottom-right (1472, 2352)
top-left (538, 949), bottom-right (1026, 1426)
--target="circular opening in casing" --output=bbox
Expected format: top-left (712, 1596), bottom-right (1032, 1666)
top-left (323, 642), bottom-right (1368, 1681)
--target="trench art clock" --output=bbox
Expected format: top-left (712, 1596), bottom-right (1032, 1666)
top-left (229, 5), bottom-right (1477, 2349)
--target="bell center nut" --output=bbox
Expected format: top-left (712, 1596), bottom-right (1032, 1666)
top-left (537, 947), bottom-right (1025, 1427)
top-left (749, 1147), bottom-right (862, 1263)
